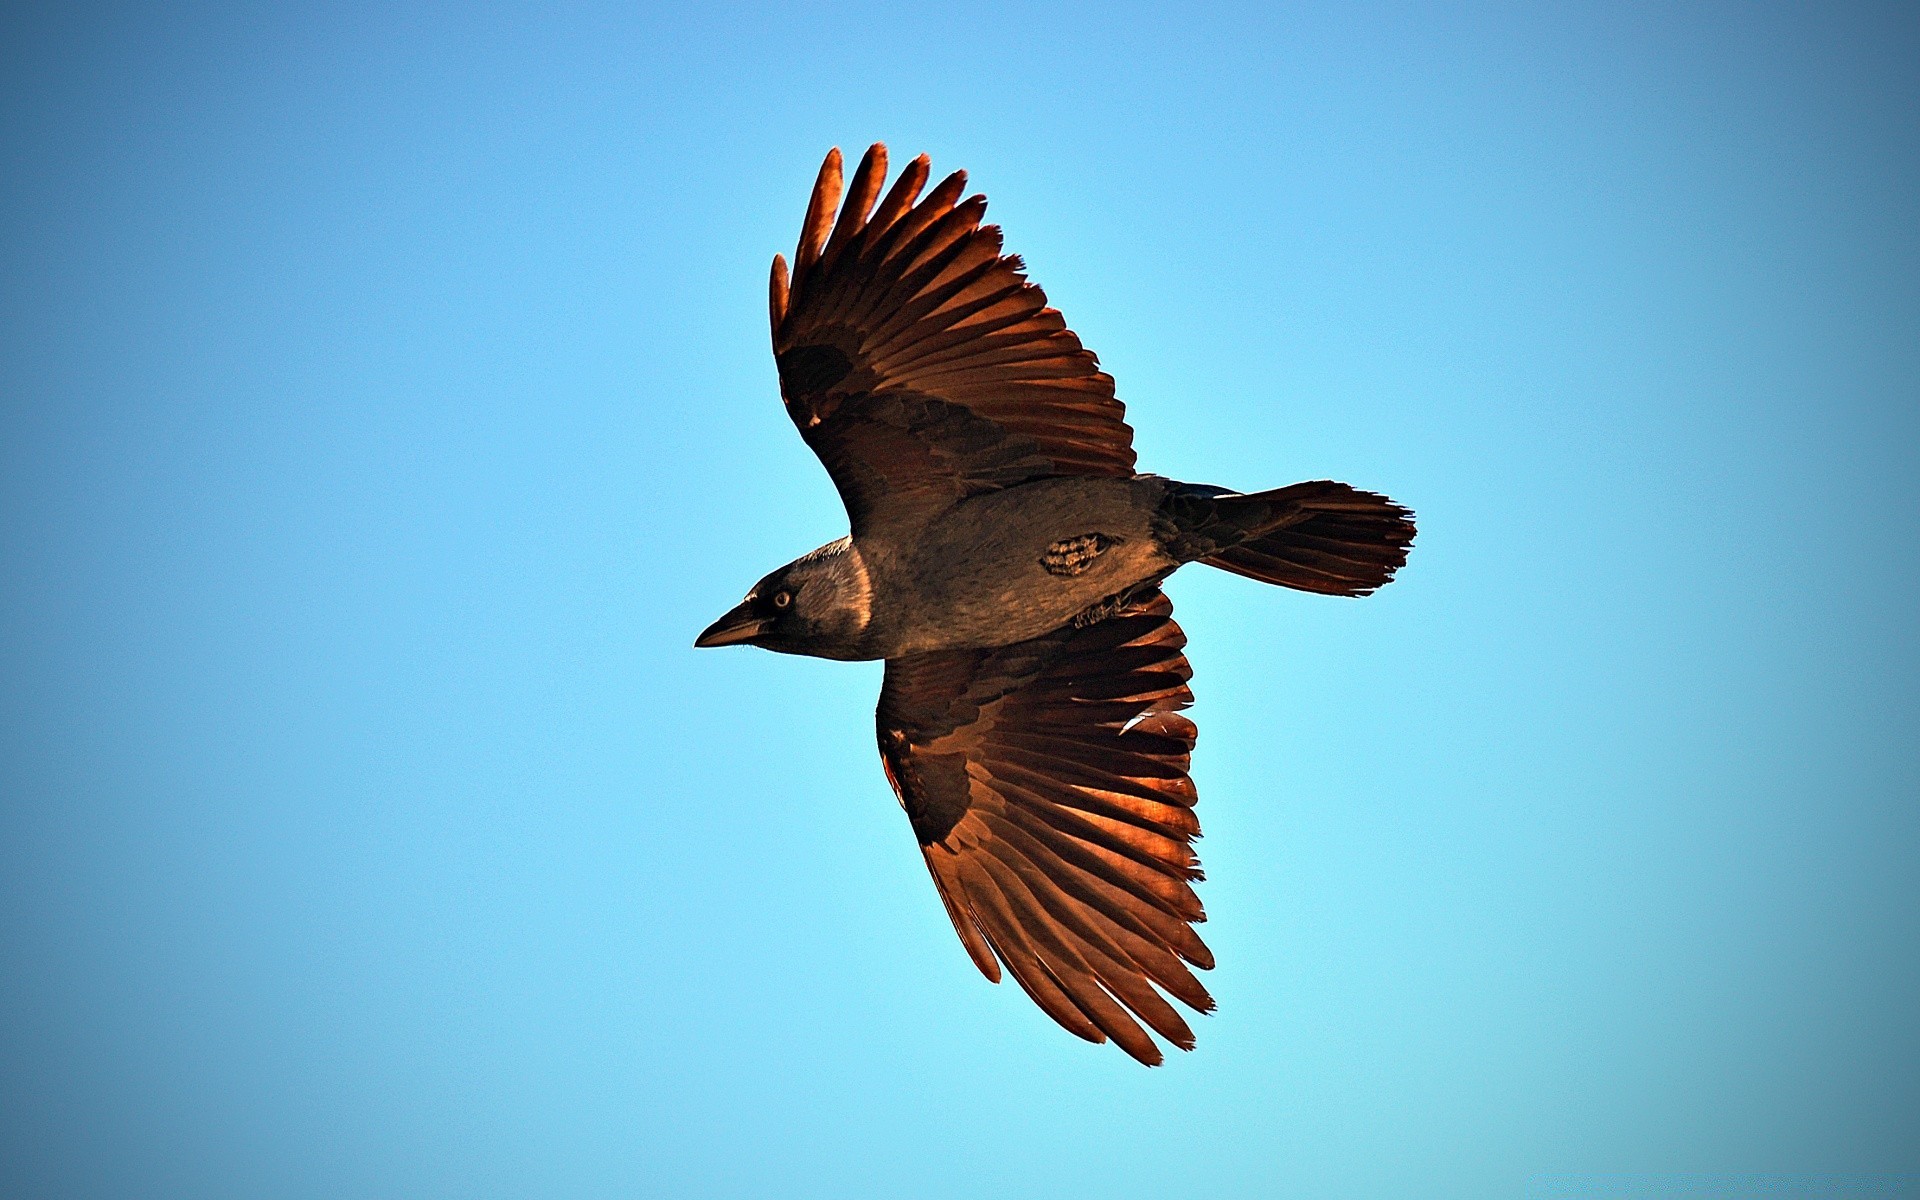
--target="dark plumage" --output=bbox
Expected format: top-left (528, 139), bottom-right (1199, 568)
top-left (696, 145), bottom-right (1415, 1065)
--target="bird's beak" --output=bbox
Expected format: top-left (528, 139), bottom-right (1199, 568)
top-left (694, 601), bottom-right (769, 649)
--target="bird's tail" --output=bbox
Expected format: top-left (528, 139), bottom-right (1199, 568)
top-left (1158, 480), bottom-right (1415, 597)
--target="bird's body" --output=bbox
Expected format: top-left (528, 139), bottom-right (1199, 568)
top-left (696, 144), bottom-right (1415, 1065)
top-left (873, 475), bottom-right (1171, 651)
top-left (795, 474), bottom-right (1169, 659)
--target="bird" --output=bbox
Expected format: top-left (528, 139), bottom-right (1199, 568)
top-left (695, 144), bottom-right (1415, 1065)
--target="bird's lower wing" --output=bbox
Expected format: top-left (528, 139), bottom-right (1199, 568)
top-left (875, 589), bottom-right (1213, 1066)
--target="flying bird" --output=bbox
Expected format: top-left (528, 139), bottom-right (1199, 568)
top-left (696, 144), bottom-right (1415, 1065)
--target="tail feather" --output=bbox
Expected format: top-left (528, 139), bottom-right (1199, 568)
top-left (1166, 480), bottom-right (1415, 597)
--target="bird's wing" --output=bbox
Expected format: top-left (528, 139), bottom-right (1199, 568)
top-left (875, 588), bottom-right (1213, 1065)
top-left (771, 144), bottom-right (1137, 536)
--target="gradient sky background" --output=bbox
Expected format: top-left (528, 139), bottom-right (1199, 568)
top-left (3, 3), bottom-right (1917, 1198)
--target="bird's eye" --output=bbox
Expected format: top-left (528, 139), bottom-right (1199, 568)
top-left (772, 589), bottom-right (792, 609)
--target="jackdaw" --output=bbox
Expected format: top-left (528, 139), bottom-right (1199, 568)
top-left (696, 144), bottom-right (1415, 1065)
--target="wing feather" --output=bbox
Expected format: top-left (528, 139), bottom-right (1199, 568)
top-left (979, 809), bottom-right (1210, 1008)
top-left (865, 153), bottom-right (930, 237)
top-left (972, 852), bottom-right (1170, 1063)
top-left (924, 851), bottom-right (1000, 982)
top-left (769, 255), bottom-right (790, 329)
top-left (820, 143), bottom-right (887, 273)
top-left (792, 148), bottom-right (842, 283)
top-left (875, 588), bottom-right (1214, 1065)
top-left (946, 855), bottom-right (1107, 1043)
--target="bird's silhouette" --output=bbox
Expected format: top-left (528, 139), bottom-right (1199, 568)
top-left (697, 144), bottom-right (1415, 1064)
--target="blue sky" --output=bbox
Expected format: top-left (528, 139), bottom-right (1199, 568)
top-left (3, 3), bottom-right (1917, 1197)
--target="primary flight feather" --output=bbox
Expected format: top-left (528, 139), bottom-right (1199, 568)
top-left (696, 144), bottom-right (1415, 1065)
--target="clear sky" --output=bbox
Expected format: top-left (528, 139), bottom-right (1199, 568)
top-left (3, 3), bottom-right (1917, 1197)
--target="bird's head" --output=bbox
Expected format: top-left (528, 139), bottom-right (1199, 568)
top-left (693, 537), bottom-right (872, 660)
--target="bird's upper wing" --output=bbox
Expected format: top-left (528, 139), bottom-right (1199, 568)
top-left (771, 144), bottom-right (1137, 536)
top-left (875, 587), bottom-right (1213, 1065)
